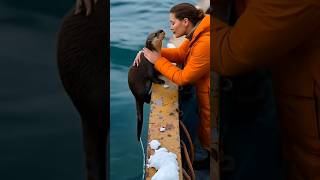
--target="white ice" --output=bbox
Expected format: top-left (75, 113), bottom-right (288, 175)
top-left (147, 139), bottom-right (179, 180)
top-left (159, 127), bottom-right (166, 132)
top-left (148, 147), bottom-right (179, 180)
top-left (167, 43), bottom-right (176, 48)
top-left (163, 84), bottom-right (169, 88)
top-left (149, 140), bottom-right (161, 150)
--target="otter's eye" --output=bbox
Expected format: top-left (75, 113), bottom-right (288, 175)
top-left (154, 33), bottom-right (158, 37)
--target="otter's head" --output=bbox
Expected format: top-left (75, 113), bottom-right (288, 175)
top-left (145, 29), bottom-right (165, 52)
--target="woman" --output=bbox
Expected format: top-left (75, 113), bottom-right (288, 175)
top-left (134, 3), bottom-right (211, 152)
top-left (214, 0), bottom-right (320, 179)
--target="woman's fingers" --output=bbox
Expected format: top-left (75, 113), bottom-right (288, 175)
top-left (74, 0), bottom-right (96, 15)
top-left (142, 48), bottom-right (150, 61)
top-left (84, 0), bottom-right (93, 16)
top-left (142, 48), bottom-right (151, 57)
top-left (74, 0), bottom-right (83, 15)
top-left (143, 48), bottom-right (159, 64)
top-left (133, 48), bottom-right (159, 66)
top-left (133, 51), bottom-right (142, 66)
top-left (137, 51), bottom-right (142, 64)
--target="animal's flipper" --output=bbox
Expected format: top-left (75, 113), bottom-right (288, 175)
top-left (150, 67), bottom-right (164, 84)
top-left (150, 77), bottom-right (165, 84)
top-left (144, 58), bottom-right (164, 85)
top-left (136, 99), bottom-right (144, 141)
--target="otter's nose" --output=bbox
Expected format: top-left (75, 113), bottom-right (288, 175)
top-left (159, 29), bottom-right (164, 33)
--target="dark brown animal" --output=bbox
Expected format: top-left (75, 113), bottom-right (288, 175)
top-left (56, 0), bottom-right (108, 179)
top-left (128, 30), bottom-right (165, 141)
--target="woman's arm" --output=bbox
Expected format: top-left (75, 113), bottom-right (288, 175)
top-left (160, 39), bottom-right (190, 63)
top-left (75, 0), bottom-right (98, 16)
top-left (213, 0), bottom-right (320, 76)
top-left (155, 39), bottom-right (210, 85)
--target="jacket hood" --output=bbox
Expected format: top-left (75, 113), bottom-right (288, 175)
top-left (190, 15), bottom-right (210, 44)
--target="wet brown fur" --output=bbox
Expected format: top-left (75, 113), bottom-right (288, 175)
top-left (128, 30), bottom-right (165, 141)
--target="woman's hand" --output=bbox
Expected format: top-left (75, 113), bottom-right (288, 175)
top-left (75, 0), bottom-right (98, 16)
top-left (133, 50), bottom-right (143, 67)
top-left (143, 48), bottom-right (161, 64)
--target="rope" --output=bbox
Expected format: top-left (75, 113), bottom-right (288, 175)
top-left (181, 140), bottom-right (196, 180)
top-left (140, 137), bottom-right (145, 180)
top-left (182, 168), bottom-right (191, 180)
top-left (179, 120), bottom-right (195, 163)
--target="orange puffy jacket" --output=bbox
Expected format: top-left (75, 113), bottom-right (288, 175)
top-left (155, 15), bottom-right (211, 149)
top-left (214, 0), bottom-right (320, 179)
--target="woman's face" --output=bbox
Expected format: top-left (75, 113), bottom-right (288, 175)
top-left (169, 13), bottom-right (188, 38)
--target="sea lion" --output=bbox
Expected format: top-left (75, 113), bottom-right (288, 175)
top-left (128, 29), bottom-right (165, 141)
top-left (56, 0), bottom-right (108, 179)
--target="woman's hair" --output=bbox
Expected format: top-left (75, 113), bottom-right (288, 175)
top-left (206, 5), bottom-right (212, 15)
top-left (170, 3), bottom-right (205, 26)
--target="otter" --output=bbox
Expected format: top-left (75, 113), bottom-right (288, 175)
top-left (128, 29), bottom-right (165, 141)
top-left (56, 0), bottom-right (108, 180)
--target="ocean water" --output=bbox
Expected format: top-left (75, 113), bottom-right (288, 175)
top-left (0, 0), bottom-right (87, 179)
top-left (110, 0), bottom-right (196, 179)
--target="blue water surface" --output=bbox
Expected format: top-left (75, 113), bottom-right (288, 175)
top-left (0, 1), bottom-right (87, 179)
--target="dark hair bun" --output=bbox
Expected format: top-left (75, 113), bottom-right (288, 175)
top-left (170, 3), bottom-right (205, 25)
top-left (197, 9), bottom-right (205, 19)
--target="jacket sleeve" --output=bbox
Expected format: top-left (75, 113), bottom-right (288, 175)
top-left (160, 39), bottom-right (190, 63)
top-left (213, 0), bottom-right (320, 76)
top-left (155, 39), bottom-right (210, 86)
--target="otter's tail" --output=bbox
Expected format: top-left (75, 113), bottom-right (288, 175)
top-left (136, 100), bottom-right (144, 141)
